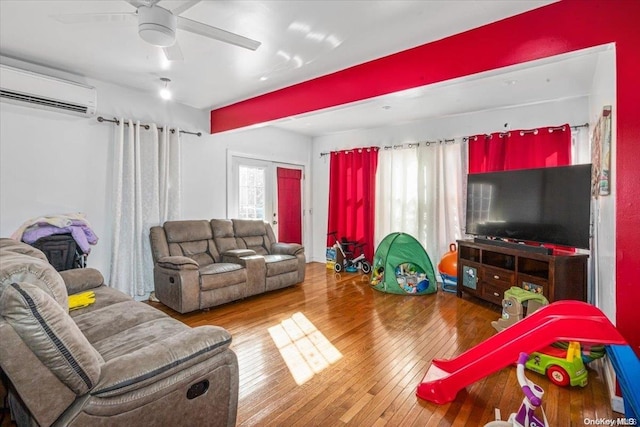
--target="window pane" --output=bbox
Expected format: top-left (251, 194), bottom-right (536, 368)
top-left (239, 165), bottom-right (266, 220)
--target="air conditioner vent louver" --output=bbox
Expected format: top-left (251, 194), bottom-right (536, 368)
top-left (0, 90), bottom-right (89, 114)
top-left (0, 64), bottom-right (97, 117)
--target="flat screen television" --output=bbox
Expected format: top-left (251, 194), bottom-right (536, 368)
top-left (465, 164), bottom-right (592, 249)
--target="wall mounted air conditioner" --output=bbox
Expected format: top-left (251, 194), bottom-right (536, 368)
top-left (0, 64), bottom-right (97, 117)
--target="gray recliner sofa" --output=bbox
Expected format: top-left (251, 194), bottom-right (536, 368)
top-left (0, 238), bottom-right (238, 427)
top-left (149, 219), bottom-right (305, 314)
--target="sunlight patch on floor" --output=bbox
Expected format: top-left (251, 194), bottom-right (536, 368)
top-left (268, 312), bottom-right (342, 385)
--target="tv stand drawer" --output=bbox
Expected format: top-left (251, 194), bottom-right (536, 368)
top-left (481, 282), bottom-right (509, 306)
top-left (482, 266), bottom-right (514, 287)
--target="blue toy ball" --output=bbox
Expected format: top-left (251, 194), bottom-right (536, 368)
top-left (417, 279), bottom-right (430, 293)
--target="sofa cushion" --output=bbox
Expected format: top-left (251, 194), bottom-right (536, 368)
top-left (157, 255), bottom-right (199, 270)
top-left (232, 219), bottom-right (267, 237)
top-left (264, 254), bottom-right (299, 276)
top-left (163, 220), bottom-right (221, 267)
top-left (71, 297), bottom-right (166, 344)
top-left (0, 282), bottom-right (103, 395)
top-left (164, 220), bottom-right (212, 243)
top-left (199, 263), bottom-right (246, 291)
top-left (211, 219), bottom-right (238, 256)
top-left (0, 252), bottom-right (68, 311)
top-left (73, 301), bottom-right (183, 361)
top-left (67, 285), bottom-right (132, 318)
top-left (242, 236), bottom-right (269, 255)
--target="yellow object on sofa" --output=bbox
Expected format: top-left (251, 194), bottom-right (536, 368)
top-left (68, 291), bottom-right (95, 310)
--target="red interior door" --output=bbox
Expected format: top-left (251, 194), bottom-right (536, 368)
top-left (276, 167), bottom-right (302, 244)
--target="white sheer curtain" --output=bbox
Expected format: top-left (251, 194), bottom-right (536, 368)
top-left (571, 126), bottom-right (591, 165)
top-left (110, 120), bottom-right (181, 297)
top-left (375, 139), bottom-right (466, 262)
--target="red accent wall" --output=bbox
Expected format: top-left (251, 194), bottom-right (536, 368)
top-left (211, 0), bottom-right (640, 354)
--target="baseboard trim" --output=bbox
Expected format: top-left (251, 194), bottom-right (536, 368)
top-left (602, 356), bottom-right (625, 414)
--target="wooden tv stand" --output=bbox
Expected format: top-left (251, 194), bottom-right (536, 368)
top-left (456, 239), bottom-right (588, 306)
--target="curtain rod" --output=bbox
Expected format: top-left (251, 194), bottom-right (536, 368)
top-left (97, 116), bottom-right (202, 137)
top-left (319, 122), bottom-right (589, 157)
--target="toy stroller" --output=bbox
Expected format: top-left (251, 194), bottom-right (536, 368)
top-left (328, 232), bottom-right (372, 274)
top-left (485, 352), bottom-right (549, 427)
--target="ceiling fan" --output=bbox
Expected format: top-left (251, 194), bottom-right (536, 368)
top-left (54, 0), bottom-right (261, 61)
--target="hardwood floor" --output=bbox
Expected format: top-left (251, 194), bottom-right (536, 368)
top-left (149, 262), bottom-right (618, 426)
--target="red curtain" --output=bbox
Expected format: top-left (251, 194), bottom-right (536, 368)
top-left (277, 167), bottom-right (302, 244)
top-left (327, 147), bottom-right (379, 261)
top-left (469, 124), bottom-right (571, 173)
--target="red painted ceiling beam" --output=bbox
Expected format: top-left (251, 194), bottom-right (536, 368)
top-left (210, 0), bottom-right (627, 134)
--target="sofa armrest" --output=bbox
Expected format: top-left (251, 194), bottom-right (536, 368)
top-left (157, 255), bottom-right (199, 270)
top-left (154, 263), bottom-right (201, 313)
top-left (271, 242), bottom-right (304, 256)
top-left (92, 325), bottom-right (232, 397)
top-left (59, 268), bottom-right (105, 294)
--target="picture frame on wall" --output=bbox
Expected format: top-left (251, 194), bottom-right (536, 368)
top-left (591, 105), bottom-right (612, 197)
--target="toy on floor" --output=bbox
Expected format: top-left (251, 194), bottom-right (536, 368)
top-left (370, 232), bottom-right (437, 295)
top-left (327, 231), bottom-right (371, 274)
top-left (484, 352), bottom-right (548, 427)
top-left (437, 243), bottom-right (458, 293)
top-left (490, 288), bottom-right (593, 387)
top-left (526, 341), bottom-right (588, 387)
top-left (552, 340), bottom-right (606, 364)
top-left (492, 287), bottom-right (548, 332)
top-left (416, 301), bottom-right (628, 404)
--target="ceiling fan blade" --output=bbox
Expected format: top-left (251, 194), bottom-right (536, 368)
top-left (171, 1), bottom-right (201, 16)
top-left (163, 41), bottom-right (184, 61)
top-left (177, 16), bottom-right (261, 51)
top-left (52, 12), bottom-right (136, 24)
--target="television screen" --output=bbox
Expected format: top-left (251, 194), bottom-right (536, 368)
top-left (465, 164), bottom-right (592, 249)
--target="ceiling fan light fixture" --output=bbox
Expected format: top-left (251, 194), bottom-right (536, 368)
top-left (138, 5), bottom-right (177, 47)
top-left (159, 77), bottom-right (172, 100)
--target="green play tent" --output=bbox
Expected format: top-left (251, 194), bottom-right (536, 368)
top-left (370, 232), bottom-right (437, 295)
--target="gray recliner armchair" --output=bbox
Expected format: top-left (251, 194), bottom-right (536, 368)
top-left (0, 238), bottom-right (238, 427)
top-left (149, 220), bottom-right (249, 314)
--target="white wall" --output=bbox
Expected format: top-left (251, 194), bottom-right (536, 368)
top-left (0, 58), bottom-right (312, 287)
top-left (310, 97), bottom-right (590, 262)
top-left (181, 126), bottom-right (312, 248)
top-left (0, 59), bottom-right (206, 282)
top-left (588, 47), bottom-right (616, 322)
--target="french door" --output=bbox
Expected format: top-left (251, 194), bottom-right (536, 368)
top-left (229, 155), bottom-right (304, 244)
